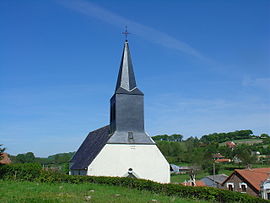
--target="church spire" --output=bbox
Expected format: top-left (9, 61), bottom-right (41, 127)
top-left (115, 41), bottom-right (137, 92)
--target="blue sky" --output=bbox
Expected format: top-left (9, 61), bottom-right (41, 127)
top-left (1, 0), bottom-right (269, 157)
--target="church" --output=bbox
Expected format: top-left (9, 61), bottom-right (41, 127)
top-left (69, 39), bottom-right (170, 183)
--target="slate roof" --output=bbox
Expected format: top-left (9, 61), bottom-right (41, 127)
top-left (203, 174), bottom-right (228, 184)
top-left (115, 41), bottom-right (137, 92)
top-left (170, 164), bottom-right (180, 172)
top-left (70, 125), bottom-right (111, 170)
top-left (107, 131), bottom-right (154, 144)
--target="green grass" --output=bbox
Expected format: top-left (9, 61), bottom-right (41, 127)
top-left (171, 172), bottom-right (209, 183)
top-left (0, 180), bottom-right (208, 203)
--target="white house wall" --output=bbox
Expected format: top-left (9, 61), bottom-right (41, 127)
top-left (87, 144), bottom-right (170, 183)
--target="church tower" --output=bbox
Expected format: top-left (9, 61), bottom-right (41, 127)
top-left (109, 40), bottom-right (153, 144)
top-left (70, 39), bottom-right (170, 183)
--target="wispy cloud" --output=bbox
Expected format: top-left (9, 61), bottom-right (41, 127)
top-left (58, 0), bottom-right (210, 62)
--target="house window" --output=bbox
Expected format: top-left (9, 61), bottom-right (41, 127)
top-left (227, 183), bottom-right (234, 191)
top-left (239, 183), bottom-right (247, 193)
top-left (267, 193), bottom-right (270, 200)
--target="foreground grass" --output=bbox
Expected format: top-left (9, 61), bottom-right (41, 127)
top-left (0, 180), bottom-right (208, 203)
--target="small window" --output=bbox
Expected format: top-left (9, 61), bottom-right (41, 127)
top-left (227, 183), bottom-right (234, 191)
top-left (241, 184), bottom-right (247, 192)
top-left (239, 183), bottom-right (247, 193)
top-left (267, 192), bottom-right (270, 200)
top-left (128, 132), bottom-right (134, 140)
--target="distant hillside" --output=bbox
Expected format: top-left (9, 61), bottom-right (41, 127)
top-left (10, 152), bottom-right (75, 165)
top-left (200, 130), bottom-right (257, 143)
top-left (220, 138), bottom-right (263, 146)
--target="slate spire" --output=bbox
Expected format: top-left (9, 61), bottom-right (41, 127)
top-left (109, 40), bottom-right (153, 144)
top-left (115, 40), bottom-right (137, 92)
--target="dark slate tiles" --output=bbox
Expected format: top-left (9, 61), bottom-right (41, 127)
top-left (70, 125), bottom-right (111, 170)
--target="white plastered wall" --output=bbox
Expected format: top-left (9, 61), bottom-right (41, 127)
top-left (87, 144), bottom-right (170, 183)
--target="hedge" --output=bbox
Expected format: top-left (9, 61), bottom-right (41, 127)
top-left (0, 163), bottom-right (268, 202)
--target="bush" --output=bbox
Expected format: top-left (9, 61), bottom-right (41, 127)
top-left (0, 163), bottom-right (41, 181)
top-left (0, 164), bottom-right (267, 202)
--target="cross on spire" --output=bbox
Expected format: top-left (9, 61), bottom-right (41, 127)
top-left (122, 26), bottom-right (130, 41)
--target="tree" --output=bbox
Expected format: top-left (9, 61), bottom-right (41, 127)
top-left (202, 161), bottom-right (220, 175)
top-left (0, 144), bottom-right (5, 161)
top-left (261, 133), bottom-right (269, 139)
top-left (152, 134), bottom-right (184, 142)
top-left (169, 134), bottom-right (183, 142)
top-left (16, 152), bottom-right (36, 163)
top-left (200, 130), bottom-right (254, 144)
top-left (233, 145), bottom-right (256, 165)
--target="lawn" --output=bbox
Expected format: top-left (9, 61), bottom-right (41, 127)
top-left (171, 172), bottom-right (209, 183)
top-left (0, 180), bottom-right (208, 203)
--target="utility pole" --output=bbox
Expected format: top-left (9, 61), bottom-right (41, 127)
top-left (213, 162), bottom-right (216, 188)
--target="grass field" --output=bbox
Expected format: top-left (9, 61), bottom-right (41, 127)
top-left (0, 180), bottom-right (208, 203)
top-left (171, 172), bottom-right (209, 183)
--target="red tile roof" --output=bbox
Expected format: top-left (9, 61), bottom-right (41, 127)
top-left (233, 168), bottom-right (270, 191)
top-left (226, 141), bottom-right (236, 148)
top-left (215, 158), bottom-right (231, 163)
top-left (181, 180), bottom-right (206, 187)
top-left (0, 153), bottom-right (11, 165)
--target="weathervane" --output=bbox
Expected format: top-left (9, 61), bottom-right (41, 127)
top-left (122, 26), bottom-right (130, 41)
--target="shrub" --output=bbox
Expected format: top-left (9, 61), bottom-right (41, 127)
top-left (0, 163), bottom-right (41, 181)
top-left (0, 164), bottom-right (268, 202)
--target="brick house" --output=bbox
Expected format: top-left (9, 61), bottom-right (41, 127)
top-left (221, 168), bottom-right (270, 198)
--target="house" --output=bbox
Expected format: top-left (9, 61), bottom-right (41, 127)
top-left (0, 153), bottom-right (11, 165)
top-left (69, 40), bottom-right (170, 183)
top-left (201, 174), bottom-right (228, 188)
top-left (170, 164), bottom-right (180, 174)
top-left (221, 168), bottom-right (270, 198)
top-left (226, 141), bottom-right (236, 148)
top-left (179, 166), bottom-right (193, 174)
top-left (181, 180), bottom-right (206, 187)
top-left (213, 153), bottom-right (225, 160)
top-left (261, 178), bottom-right (270, 200)
top-left (213, 153), bottom-right (231, 163)
top-left (215, 159), bottom-right (231, 163)
top-left (170, 164), bottom-right (193, 174)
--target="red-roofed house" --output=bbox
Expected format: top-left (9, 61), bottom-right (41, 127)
top-left (222, 168), bottom-right (270, 199)
top-left (215, 158), bottom-right (231, 163)
top-left (226, 141), bottom-right (236, 148)
top-left (0, 153), bottom-right (11, 165)
top-left (181, 180), bottom-right (206, 187)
